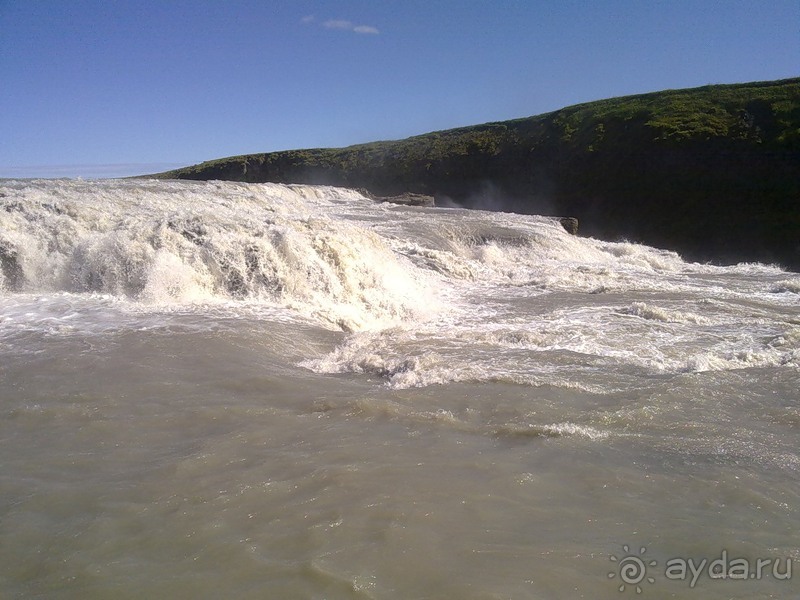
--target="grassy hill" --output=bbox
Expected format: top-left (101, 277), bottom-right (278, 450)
top-left (154, 78), bottom-right (800, 269)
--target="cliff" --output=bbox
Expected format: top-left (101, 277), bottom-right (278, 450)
top-left (154, 78), bottom-right (800, 269)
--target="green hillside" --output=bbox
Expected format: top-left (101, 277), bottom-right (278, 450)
top-left (155, 78), bottom-right (800, 269)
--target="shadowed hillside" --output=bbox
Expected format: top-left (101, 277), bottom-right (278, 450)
top-left (154, 78), bottom-right (800, 269)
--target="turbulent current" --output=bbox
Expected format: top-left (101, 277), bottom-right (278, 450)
top-left (1, 179), bottom-right (798, 598)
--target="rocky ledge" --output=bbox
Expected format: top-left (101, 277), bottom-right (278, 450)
top-left (374, 193), bottom-right (436, 207)
top-left (559, 217), bottom-right (579, 235)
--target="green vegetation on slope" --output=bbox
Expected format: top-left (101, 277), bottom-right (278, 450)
top-left (156, 78), bottom-right (800, 268)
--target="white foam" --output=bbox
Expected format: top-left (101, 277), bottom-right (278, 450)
top-left (2, 179), bottom-right (797, 387)
top-left (618, 301), bottom-right (712, 324)
top-left (540, 422), bottom-right (610, 440)
top-left (0, 180), bottom-right (439, 331)
top-left (770, 279), bottom-right (800, 294)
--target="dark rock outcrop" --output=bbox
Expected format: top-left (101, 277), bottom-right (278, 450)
top-left (559, 217), bottom-right (579, 235)
top-left (376, 193), bottom-right (435, 207)
top-left (0, 241), bottom-right (23, 290)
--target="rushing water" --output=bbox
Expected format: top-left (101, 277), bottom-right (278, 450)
top-left (1, 179), bottom-right (798, 599)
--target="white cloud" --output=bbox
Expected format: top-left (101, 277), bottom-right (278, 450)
top-left (300, 15), bottom-right (315, 24)
top-left (353, 25), bottom-right (379, 35)
top-left (323, 19), bottom-right (354, 30)
top-left (321, 18), bottom-right (379, 35)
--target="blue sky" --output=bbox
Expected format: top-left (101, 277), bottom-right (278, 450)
top-left (1, 0), bottom-right (798, 178)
